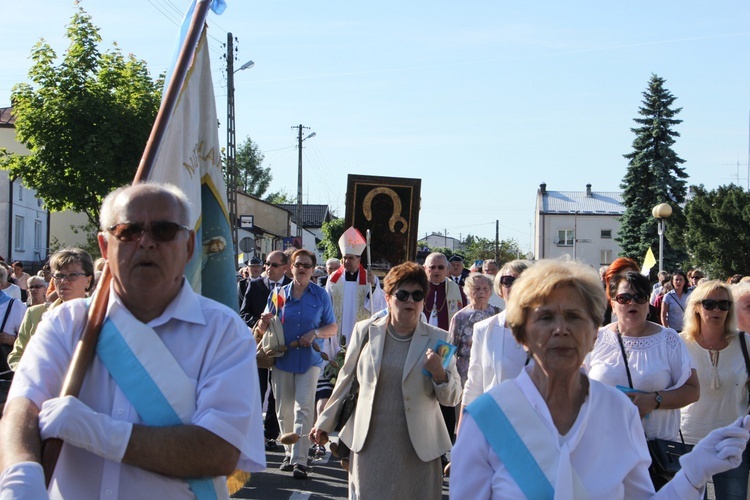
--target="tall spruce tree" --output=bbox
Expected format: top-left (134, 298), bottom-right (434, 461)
top-left (617, 74), bottom-right (688, 270)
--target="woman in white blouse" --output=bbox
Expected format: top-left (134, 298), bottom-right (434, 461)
top-left (587, 270), bottom-right (699, 489)
top-left (681, 281), bottom-right (750, 499)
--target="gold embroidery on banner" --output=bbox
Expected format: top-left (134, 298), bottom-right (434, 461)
top-left (362, 187), bottom-right (408, 234)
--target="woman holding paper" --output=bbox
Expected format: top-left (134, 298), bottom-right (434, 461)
top-left (310, 262), bottom-right (461, 499)
top-left (451, 258), bottom-right (748, 499)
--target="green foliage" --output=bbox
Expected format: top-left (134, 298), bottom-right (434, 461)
top-left (0, 6), bottom-right (161, 225)
top-left (319, 218), bottom-right (345, 259)
top-left (617, 74), bottom-right (688, 269)
top-left (684, 184), bottom-right (750, 279)
top-left (223, 136), bottom-right (273, 197)
top-left (460, 234), bottom-right (523, 266)
top-left (264, 189), bottom-right (295, 204)
top-left (70, 222), bottom-right (103, 260)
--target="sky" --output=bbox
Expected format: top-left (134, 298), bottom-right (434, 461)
top-left (3, 1), bottom-right (750, 254)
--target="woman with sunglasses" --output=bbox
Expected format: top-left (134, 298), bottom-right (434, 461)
top-left (461, 260), bottom-right (533, 413)
top-left (7, 248), bottom-right (94, 371)
top-left (587, 270), bottom-right (699, 489)
top-left (680, 281), bottom-right (750, 499)
top-left (259, 248), bottom-right (337, 480)
top-left (310, 262), bottom-right (461, 499)
top-left (661, 270), bottom-right (691, 332)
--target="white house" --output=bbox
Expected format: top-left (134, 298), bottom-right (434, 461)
top-left (534, 182), bottom-right (624, 269)
top-left (418, 232), bottom-right (462, 251)
top-left (0, 107), bottom-right (50, 268)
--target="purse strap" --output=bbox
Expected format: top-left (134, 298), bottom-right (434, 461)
top-left (738, 331), bottom-right (750, 406)
top-left (615, 331), bottom-right (634, 389)
top-left (0, 298), bottom-right (15, 333)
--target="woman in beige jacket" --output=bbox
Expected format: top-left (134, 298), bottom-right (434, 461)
top-left (311, 262), bottom-right (461, 499)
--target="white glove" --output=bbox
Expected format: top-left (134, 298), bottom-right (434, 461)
top-left (680, 415), bottom-right (750, 489)
top-left (0, 461), bottom-right (49, 500)
top-left (38, 395), bottom-right (133, 463)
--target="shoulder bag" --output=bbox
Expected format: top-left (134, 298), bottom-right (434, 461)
top-left (0, 298), bottom-right (16, 404)
top-left (616, 332), bottom-right (692, 481)
top-left (255, 316), bottom-right (285, 369)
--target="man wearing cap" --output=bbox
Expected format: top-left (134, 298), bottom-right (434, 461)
top-left (325, 227), bottom-right (386, 347)
top-left (248, 257), bottom-right (263, 280)
top-left (448, 255), bottom-right (470, 287)
top-left (236, 257), bottom-right (262, 307)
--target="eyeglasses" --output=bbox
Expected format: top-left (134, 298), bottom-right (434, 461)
top-left (499, 275), bottom-right (516, 287)
top-left (108, 221), bottom-right (189, 243)
top-left (265, 261), bottom-right (283, 268)
top-left (427, 265), bottom-right (445, 270)
top-left (701, 299), bottom-right (732, 311)
top-left (394, 289), bottom-right (425, 302)
top-left (53, 272), bottom-right (88, 283)
top-left (293, 262), bottom-right (313, 269)
top-left (29, 284), bottom-right (46, 289)
top-left (614, 292), bottom-right (649, 305)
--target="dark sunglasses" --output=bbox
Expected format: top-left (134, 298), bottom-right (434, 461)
top-left (108, 221), bottom-right (189, 243)
top-left (499, 275), bottom-right (516, 287)
top-left (29, 284), bottom-right (46, 289)
top-left (701, 299), bottom-right (732, 311)
top-left (394, 289), bottom-right (425, 302)
top-left (427, 265), bottom-right (445, 270)
top-left (614, 292), bottom-right (649, 305)
top-left (293, 262), bottom-right (313, 269)
top-left (264, 262), bottom-right (282, 268)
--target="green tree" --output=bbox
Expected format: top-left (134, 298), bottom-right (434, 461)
top-left (319, 218), bottom-right (345, 259)
top-left (265, 189), bottom-right (295, 204)
top-left (684, 184), bottom-right (750, 279)
top-left (617, 74), bottom-right (688, 270)
top-left (0, 5), bottom-right (161, 225)
top-left (459, 234), bottom-right (522, 266)
top-left (224, 136), bottom-right (273, 197)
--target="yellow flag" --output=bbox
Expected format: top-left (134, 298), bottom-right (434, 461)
top-left (642, 247), bottom-right (657, 276)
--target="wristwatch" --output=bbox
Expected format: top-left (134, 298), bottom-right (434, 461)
top-left (654, 392), bottom-right (663, 409)
top-left (314, 329), bottom-right (320, 338)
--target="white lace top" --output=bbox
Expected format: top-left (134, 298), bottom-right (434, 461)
top-left (585, 325), bottom-right (694, 440)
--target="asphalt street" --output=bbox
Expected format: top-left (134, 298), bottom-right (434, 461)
top-left (232, 440), bottom-right (451, 499)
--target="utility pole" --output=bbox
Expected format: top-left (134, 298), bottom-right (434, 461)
top-left (495, 220), bottom-right (499, 261)
top-left (226, 33), bottom-right (238, 264)
top-left (293, 124), bottom-right (312, 238)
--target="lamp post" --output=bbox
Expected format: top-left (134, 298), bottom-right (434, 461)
top-left (652, 203), bottom-right (673, 274)
top-left (226, 32), bottom-right (254, 264)
top-left (293, 125), bottom-right (316, 238)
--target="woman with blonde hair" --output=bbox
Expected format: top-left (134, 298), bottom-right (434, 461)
top-left (681, 280), bottom-right (750, 499)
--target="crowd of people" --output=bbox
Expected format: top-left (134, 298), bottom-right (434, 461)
top-left (1, 182), bottom-right (750, 498)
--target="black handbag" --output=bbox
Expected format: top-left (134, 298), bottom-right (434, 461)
top-left (616, 332), bottom-right (692, 481)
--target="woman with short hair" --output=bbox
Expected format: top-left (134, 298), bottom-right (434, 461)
top-left (662, 270), bottom-right (690, 332)
top-left (26, 276), bottom-right (47, 306)
top-left (310, 262), bottom-right (461, 499)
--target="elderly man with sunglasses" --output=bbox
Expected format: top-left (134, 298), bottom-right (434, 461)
top-left (0, 183), bottom-right (265, 499)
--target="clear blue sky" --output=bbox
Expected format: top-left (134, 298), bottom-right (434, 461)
top-left (4, 1), bottom-right (750, 254)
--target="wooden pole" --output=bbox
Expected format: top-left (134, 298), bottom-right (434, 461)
top-left (41, 0), bottom-right (213, 484)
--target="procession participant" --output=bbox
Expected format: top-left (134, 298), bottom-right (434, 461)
top-left (0, 265), bottom-right (27, 413)
top-left (325, 227), bottom-right (385, 347)
top-left (0, 183), bottom-right (265, 498)
top-left (482, 259), bottom-right (504, 309)
top-left (239, 250), bottom-right (291, 451)
top-left (248, 257), bottom-right (263, 279)
top-left (448, 255), bottom-right (470, 287)
top-left (237, 257), bottom-right (262, 308)
top-left (11, 262), bottom-right (31, 303)
top-left (318, 258), bottom-right (340, 287)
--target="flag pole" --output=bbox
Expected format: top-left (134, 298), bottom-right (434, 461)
top-left (41, 0), bottom-right (214, 484)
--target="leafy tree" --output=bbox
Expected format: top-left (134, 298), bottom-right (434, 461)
top-left (617, 74), bottom-right (688, 270)
top-left (0, 5), bottom-right (161, 225)
top-left (223, 136), bottom-right (273, 197)
top-left (684, 184), bottom-right (750, 279)
top-left (265, 189), bottom-right (295, 204)
top-left (461, 234), bottom-right (522, 266)
top-left (319, 218), bottom-right (345, 259)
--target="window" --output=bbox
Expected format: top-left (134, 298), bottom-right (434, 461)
top-left (17, 184), bottom-right (22, 201)
top-left (557, 229), bottom-right (574, 246)
top-left (601, 229), bottom-right (612, 239)
top-left (34, 220), bottom-right (42, 250)
top-left (14, 216), bottom-right (24, 251)
top-left (601, 249), bottom-right (613, 265)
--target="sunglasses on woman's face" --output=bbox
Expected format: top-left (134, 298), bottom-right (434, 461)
top-left (394, 289), bottom-right (425, 302)
top-left (614, 292), bottom-right (649, 305)
top-left (499, 275), bottom-right (516, 287)
top-left (701, 299), bottom-right (732, 311)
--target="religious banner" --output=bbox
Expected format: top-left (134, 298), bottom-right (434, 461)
top-left (345, 174), bottom-right (421, 276)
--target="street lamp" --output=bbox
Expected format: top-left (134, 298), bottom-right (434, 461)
top-left (652, 203), bottom-right (673, 274)
top-left (226, 31), bottom-right (254, 265)
top-left (293, 125), bottom-right (316, 238)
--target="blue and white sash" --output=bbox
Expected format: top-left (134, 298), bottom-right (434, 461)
top-left (466, 381), bottom-right (588, 499)
top-left (96, 305), bottom-right (218, 499)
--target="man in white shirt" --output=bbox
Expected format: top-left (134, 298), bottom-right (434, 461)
top-left (0, 183), bottom-right (264, 499)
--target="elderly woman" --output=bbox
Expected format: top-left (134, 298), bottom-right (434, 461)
top-left (255, 248), bottom-right (337, 480)
top-left (461, 260), bottom-right (532, 411)
top-left (734, 282), bottom-right (750, 333)
top-left (451, 258), bottom-right (750, 498)
top-left (661, 270), bottom-right (690, 332)
top-left (310, 262), bottom-right (461, 499)
top-left (26, 276), bottom-right (47, 306)
top-left (7, 248), bottom-right (95, 371)
top-left (450, 273), bottom-right (501, 388)
top-left (681, 281), bottom-right (750, 499)
top-left (588, 270), bottom-right (698, 487)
